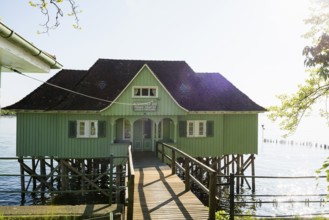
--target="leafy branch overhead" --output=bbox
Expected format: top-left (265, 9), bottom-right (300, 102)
top-left (268, 70), bottom-right (329, 136)
top-left (29, 0), bottom-right (81, 33)
top-left (269, 0), bottom-right (329, 136)
top-left (303, 34), bottom-right (329, 80)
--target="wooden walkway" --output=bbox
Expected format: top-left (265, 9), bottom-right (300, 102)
top-left (132, 152), bottom-right (209, 220)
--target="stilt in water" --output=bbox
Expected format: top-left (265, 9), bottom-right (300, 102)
top-left (19, 157), bottom-right (25, 205)
top-left (40, 158), bottom-right (46, 203)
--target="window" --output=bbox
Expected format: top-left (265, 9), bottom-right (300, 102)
top-left (187, 120), bottom-right (207, 137)
top-left (133, 86), bottom-right (158, 98)
top-left (77, 120), bottom-right (98, 138)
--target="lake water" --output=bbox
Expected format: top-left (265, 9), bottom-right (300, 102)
top-left (0, 116), bottom-right (329, 217)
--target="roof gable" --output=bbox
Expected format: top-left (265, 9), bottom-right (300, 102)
top-left (101, 64), bottom-right (187, 116)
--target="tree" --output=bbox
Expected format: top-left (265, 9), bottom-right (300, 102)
top-left (269, 0), bottom-right (329, 192)
top-left (29, 0), bottom-right (81, 33)
top-left (269, 0), bottom-right (329, 136)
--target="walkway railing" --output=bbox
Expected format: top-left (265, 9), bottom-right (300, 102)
top-left (155, 141), bottom-right (217, 220)
top-left (225, 174), bottom-right (329, 219)
top-left (126, 145), bottom-right (135, 220)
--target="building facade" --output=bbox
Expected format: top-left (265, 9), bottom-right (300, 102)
top-left (6, 59), bottom-right (265, 158)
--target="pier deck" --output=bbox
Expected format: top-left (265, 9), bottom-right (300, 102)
top-left (132, 152), bottom-right (209, 220)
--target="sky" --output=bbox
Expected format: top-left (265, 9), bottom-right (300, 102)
top-left (1, 0), bottom-right (328, 142)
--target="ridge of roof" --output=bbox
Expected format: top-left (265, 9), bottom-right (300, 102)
top-left (96, 58), bottom-right (187, 63)
top-left (5, 59), bottom-right (266, 112)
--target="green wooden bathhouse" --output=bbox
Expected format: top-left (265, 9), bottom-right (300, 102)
top-left (6, 59), bottom-right (265, 158)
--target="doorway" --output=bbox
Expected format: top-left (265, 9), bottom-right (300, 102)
top-left (133, 118), bottom-right (153, 152)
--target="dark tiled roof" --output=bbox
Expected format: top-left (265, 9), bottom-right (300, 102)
top-left (7, 69), bottom-right (87, 110)
top-left (5, 59), bottom-right (265, 112)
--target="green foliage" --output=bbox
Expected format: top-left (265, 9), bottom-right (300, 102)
top-left (215, 210), bottom-right (229, 220)
top-left (268, 70), bottom-right (329, 136)
top-left (269, 1), bottom-right (329, 135)
top-left (303, 34), bottom-right (329, 80)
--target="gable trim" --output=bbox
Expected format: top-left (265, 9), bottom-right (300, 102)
top-left (100, 64), bottom-right (188, 113)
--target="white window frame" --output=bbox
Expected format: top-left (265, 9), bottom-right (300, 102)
top-left (77, 120), bottom-right (98, 138)
top-left (132, 86), bottom-right (158, 98)
top-left (187, 120), bottom-right (207, 138)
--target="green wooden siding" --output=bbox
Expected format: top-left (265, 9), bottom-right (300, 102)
top-left (101, 66), bottom-right (186, 116)
top-left (223, 114), bottom-right (258, 154)
top-left (17, 113), bottom-right (128, 158)
top-left (177, 114), bottom-right (224, 157)
top-left (176, 114), bottom-right (258, 157)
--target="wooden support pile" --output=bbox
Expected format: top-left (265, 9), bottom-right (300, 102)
top-left (18, 157), bottom-right (126, 205)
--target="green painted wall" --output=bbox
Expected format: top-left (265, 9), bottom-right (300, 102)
top-left (176, 114), bottom-right (258, 157)
top-left (101, 66), bottom-right (186, 116)
top-left (223, 114), bottom-right (258, 154)
top-left (177, 114), bottom-right (224, 157)
top-left (17, 113), bottom-right (128, 158)
top-left (17, 112), bottom-right (258, 158)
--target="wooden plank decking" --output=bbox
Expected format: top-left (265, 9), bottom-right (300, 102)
top-left (132, 152), bottom-right (209, 220)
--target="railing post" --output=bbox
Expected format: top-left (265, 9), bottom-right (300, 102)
top-left (171, 149), bottom-right (176, 175)
top-left (155, 142), bottom-right (159, 158)
top-left (184, 157), bottom-right (190, 191)
top-left (109, 155), bottom-right (113, 205)
top-left (208, 171), bottom-right (216, 220)
top-left (161, 144), bottom-right (165, 163)
top-left (229, 173), bottom-right (235, 220)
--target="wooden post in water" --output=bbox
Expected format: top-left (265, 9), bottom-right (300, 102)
top-left (236, 155), bottom-right (240, 194)
top-left (40, 158), bottom-right (46, 202)
top-left (229, 173), bottom-right (235, 220)
top-left (31, 157), bottom-right (37, 196)
top-left (50, 157), bottom-right (54, 189)
top-left (116, 164), bottom-right (122, 203)
top-left (251, 154), bottom-right (255, 192)
top-left (18, 157), bottom-right (25, 204)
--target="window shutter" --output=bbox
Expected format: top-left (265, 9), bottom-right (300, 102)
top-left (207, 121), bottom-right (214, 137)
top-left (68, 121), bottom-right (77, 138)
top-left (98, 121), bottom-right (106, 138)
top-left (179, 121), bottom-right (187, 137)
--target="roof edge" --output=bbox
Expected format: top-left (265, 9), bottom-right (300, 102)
top-left (0, 22), bottom-right (62, 69)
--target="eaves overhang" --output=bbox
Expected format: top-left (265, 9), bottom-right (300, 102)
top-left (0, 22), bottom-right (62, 73)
